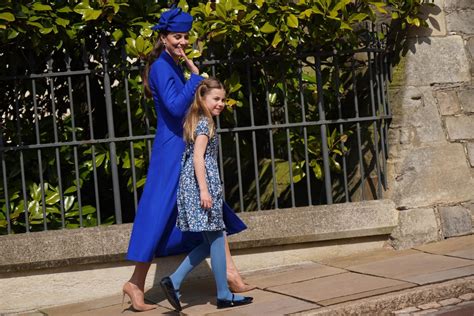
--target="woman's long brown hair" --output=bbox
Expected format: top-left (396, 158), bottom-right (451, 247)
top-left (183, 78), bottom-right (225, 143)
top-left (142, 32), bottom-right (168, 98)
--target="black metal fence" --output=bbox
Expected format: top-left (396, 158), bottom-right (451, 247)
top-left (0, 32), bottom-right (392, 235)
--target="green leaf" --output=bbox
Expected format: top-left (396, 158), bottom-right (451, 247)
top-left (136, 177), bottom-right (146, 188)
top-left (310, 161), bottom-right (322, 179)
top-left (287, 14), bottom-right (298, 28)
top-left (39, 27), bottom-right (53, 34)
top-left (7, 29), bottom-right (18, 39)
top-left (350, 13), bottom-right (368, 22)
top-left (0, 12), bottom-right (15, 22)
top-left (271, 31), bottom-right (282, 48)
top-left (84, 9), bottom-right (102, 21)
top-left (46, 191), bottom-right (60, 205)
top-left (64, 196), bottom-right (75, 211)
top-left (32, 3), bottom-right (52, 11)
top-left (260, 22), bottom-right (277, 33)
top-left (55, 17), bottom-right (70, 27)
top-left (26, 21), bottom-right (43, 28)
top-left (64, 185), bottom-right (77, 194)
top-left (57, 7), bottom-right (73, 13)
top-left (81, 205), bottom-right (96, 215)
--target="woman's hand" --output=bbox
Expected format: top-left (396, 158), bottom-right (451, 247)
top-left (177, 47), bottom-right (199, 75)
top-left (200, 190), bottom-right (212, 210)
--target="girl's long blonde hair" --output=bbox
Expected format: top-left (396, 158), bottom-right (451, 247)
top-left (183, 78), bottom-right (225, 143)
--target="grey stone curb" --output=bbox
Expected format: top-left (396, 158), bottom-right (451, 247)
top-left (290, 277), bottom-right (474, 316)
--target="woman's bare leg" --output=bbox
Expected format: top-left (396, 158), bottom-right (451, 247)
top-left (122, 262), bottom-right (156, 311)
top-left (224, 234), bottom-right (256, 293)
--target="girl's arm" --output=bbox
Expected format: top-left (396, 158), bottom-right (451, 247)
top-left (194, 135), bottom-right (212, 209)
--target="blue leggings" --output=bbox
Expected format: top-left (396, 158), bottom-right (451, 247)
top-left (169, 230), bottom-right (243, 301)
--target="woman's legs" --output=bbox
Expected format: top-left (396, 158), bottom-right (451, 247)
top-left (224, 234), bottom-right (256, 292)
top-left (123, 262), bottom-right (156, 311)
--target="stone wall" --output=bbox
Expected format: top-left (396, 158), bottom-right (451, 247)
top-left (386, 0), bottom-right (474, 249)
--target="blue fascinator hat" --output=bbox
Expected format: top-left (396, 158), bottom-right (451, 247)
top-left (151, 7), bottom-right (193, 33)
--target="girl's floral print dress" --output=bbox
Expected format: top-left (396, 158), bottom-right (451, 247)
top-left (177, 117), bottom-right (225, 232)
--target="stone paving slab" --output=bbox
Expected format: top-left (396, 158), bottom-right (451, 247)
top-left (406, 265), bottom-right (474, 285)
top-left (243, 262), bottom-right (345, 289)
top-left (414, 235), bottom-right (474, 260)
top-left (206, 289), bottom-right (319, 316)
top-left (346, 253), bottom-right (474, 284)
top-left (320, 248), bottom-right (419, 268)
top-left (267, 272), bottom-right (414, 306)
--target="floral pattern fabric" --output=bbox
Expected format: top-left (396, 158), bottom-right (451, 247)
top-left (177, 117), bottom-right (225, 232)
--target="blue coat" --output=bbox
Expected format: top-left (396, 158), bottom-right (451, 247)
top-left (126, 51), bottom-right (246, 262)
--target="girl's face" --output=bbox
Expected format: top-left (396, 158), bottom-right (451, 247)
top-left (162, 32), bottom-right (189, 59)
top-left (203, 88), bottom-right (226, 116)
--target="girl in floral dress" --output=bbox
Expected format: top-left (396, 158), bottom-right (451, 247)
top-left (159, 78), bottom-right (253, 311)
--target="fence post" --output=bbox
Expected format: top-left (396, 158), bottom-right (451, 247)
top-left (101, 36), bottom-right (122, 224)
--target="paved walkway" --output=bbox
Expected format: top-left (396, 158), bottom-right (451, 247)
top-left (12, 235), bottom-right (474, 315)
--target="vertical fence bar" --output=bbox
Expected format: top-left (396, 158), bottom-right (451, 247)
top-left (333, 54), bottom-right (349, 202)
top-left (367, 49), bottom-right (382, 199)
top-left (246, 64), bottom-right (261, 211)
top-left (282, 79), bottom-right (295, 207)
top-left (47, 58), bottom-right (66, 227)
top-left (315, 54), bottom-right (333, 204)
top-left (351, 59), bottom-right (366, 201)
top-left (65, 55), bottom-right (83, 226)
top-left (264, 72), bottom-right (279, 209)
top-left (297, 60), bottom-right (312, 205)
top-left (83, 49), bottom-right (101, 224)
top-left (122, 49), bottom-right (138, 211)
top-left (14, 82), bottom-right (30, 232)
top-left (212, 64), bottom-right (227, 196)
top-left (376, 50), bottom-right (388, 190)
top-left (139, 59), bottom-right (153, 161)
top-left (101, 38), bottom-right (122, 224)
top-left (232, 81), bottom-right (245, 211)
top-left (31, 79), bottom-right (48, 230)
top-left (0, 130), bottom-right (12, 234)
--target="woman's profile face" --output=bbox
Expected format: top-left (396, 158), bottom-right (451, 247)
top-left (162, 32), bottom-right (190, 60)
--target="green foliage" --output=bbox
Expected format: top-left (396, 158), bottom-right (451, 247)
top-left (0, 0), bottom-right (433, 231)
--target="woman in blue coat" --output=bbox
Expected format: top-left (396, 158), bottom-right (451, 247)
top-left (122, 8), bottom-right (253, 312)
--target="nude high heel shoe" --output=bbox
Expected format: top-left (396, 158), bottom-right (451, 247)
top-left (122, 282), bottom-right (156, 312)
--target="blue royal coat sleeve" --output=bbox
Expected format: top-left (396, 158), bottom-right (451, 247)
top-left (150, 62), bottom-right (203, 118)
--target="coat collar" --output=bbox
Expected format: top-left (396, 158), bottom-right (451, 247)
top-left (160, 50), bottom-right (185, 82)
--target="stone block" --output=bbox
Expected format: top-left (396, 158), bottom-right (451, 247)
top-left (229, 199), bottom-right (399, 249)
top-left (458, 89), bottom-right (474, 113)
top-left (418, 302), bottom-right (442, 309)
top-left (467, 143), bottom-right (474, 167)
top-left (445, 0), bottom-right (474, 11)
top-left (439, 298), bottom-right (463, 306)
top-left (389, 144), bottom-right (474, 208)
top-left (459, 293), bottom-right (474, 301)
top-left (438, 205), bottom-right (473, 237)
top-left (435, 90), bottom-right (461, 115)
top-left (468, 37), bottom-right (474, 58)
top-left (390, 208), bottom-right (441, 249)
top-left (446, 11), bottom-right (474, 34)
top-left (408, 0), bottom-right (446, 37)
top-left (445, 116), bottom-right (474, 140)
top-left (403, 36), bottom-right (470, 86)
top-left (389, 87), bottom-right (446, 145)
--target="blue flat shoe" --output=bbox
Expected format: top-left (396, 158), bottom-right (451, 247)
top-left (160, 276), bottom-right (182, 311)
top-left (216, 294), bottom-right (253, 309)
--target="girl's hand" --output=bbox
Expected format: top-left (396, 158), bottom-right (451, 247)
top-left (177, 47), bottom-right (199, 75)
top-left (200, 190), bottom-right (212, 210)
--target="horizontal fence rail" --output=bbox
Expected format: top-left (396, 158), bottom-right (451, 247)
top-left (0, 33), bottom-right (392, 235)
